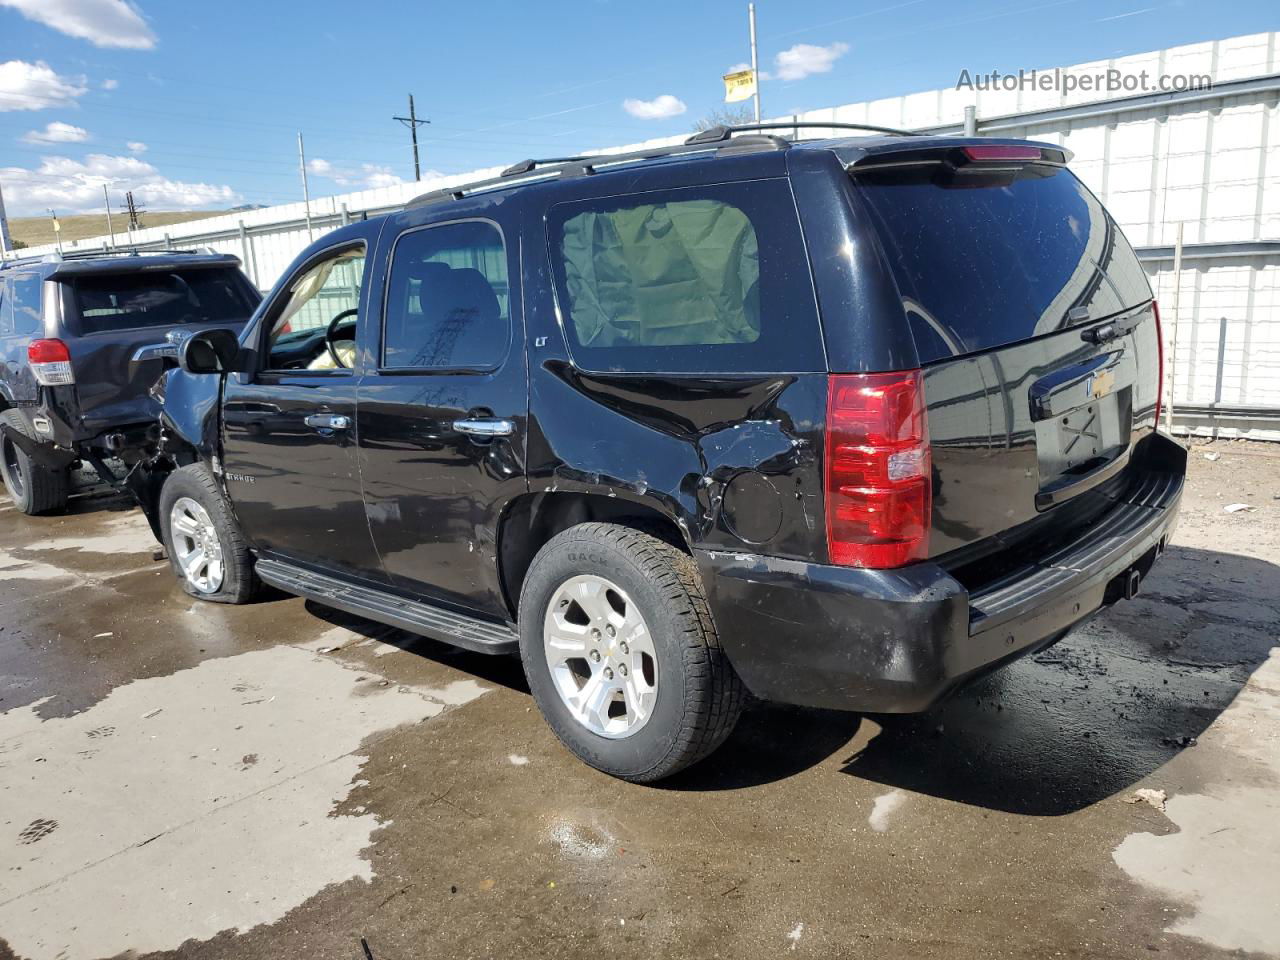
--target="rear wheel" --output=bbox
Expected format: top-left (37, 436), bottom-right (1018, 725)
top-left (159, 464), bottom-right (258, 604)
top-left (0, 411), bottom-right (69, 515)
top-left (518, 523), bottom-right (745, 782)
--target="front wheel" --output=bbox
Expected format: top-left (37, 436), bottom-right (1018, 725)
top-left (518, 523), bottom-right (745, 782)
top-left (158, 464), bottom-right (259, 604)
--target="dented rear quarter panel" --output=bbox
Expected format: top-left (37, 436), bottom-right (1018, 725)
top-left (518, 178), bottom-right (831, 563)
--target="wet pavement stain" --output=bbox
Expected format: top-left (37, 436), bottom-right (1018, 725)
top-left (0, 448), bottom-right (1277, 959)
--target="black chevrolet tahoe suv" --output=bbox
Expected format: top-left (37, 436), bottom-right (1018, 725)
top-left (0, 250), bottom-right (259, 514)
top-left (130, 125), bottom-right (1185, 782)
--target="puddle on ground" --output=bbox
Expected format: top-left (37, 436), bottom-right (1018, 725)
top-left (21, 512), bottom-right (157, 556)
top-left (1112, 648), bottom-right (1280, 956)
top-left (0, 643), bottom-right (488, 960)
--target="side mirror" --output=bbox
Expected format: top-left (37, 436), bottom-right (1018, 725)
top-left (178, 328), bottom-right (243, 374)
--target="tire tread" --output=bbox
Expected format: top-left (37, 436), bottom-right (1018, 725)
top-left (0, 411), bottom-right (69, 515)
top-left (520, 522), bottom-right (745, 782)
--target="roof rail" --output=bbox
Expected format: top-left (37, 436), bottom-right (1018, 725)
top-left (407, 137), bottom-right (792, 210)
top-left (686, 121), bottom-right (919, 145)
top-left (0, 247), bottom-right (230, 270)
top-left (500, 156), bottom-right (590, 177)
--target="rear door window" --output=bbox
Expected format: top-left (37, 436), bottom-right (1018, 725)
top-left (381, 220), bottom-right (510, 370)
top-left (548, 181), bottom-right (824, 373)
top-left (853, 165), bottom-right (1150, 364)
top-left (67, 268), bottom-right (257, 335)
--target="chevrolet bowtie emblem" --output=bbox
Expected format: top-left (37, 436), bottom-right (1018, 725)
top-left (1089, 369), bottom-right (1115, 400)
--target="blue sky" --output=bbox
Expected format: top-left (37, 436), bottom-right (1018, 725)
top-left (0, 0), bottom-right (1275, 217)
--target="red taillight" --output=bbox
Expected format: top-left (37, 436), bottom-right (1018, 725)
top-left (825, 370), bottom-right (931, 569)
top-left (27, 338), bottom-right (74, 386)
top-left (962, 145), bottom-right (1043, 162)
top-left (27, 339), bottom-right (70, 364)
top-left (1152, 301), bottom-right (1165, 430)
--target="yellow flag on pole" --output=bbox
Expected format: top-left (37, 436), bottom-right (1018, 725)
top-left (723, 69), bottom-right (756, 104)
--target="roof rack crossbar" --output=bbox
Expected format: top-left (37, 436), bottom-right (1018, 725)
top-left (686, 121), bottom-right (918, 145)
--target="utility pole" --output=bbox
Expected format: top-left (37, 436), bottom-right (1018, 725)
top-left (103, 185), bottom-right (115, 249)
top-left (748, 3), bottom-right (761, 123)
top-left (0, 179), bottom-right (11, 261)
top-left (125, 191), bottom-right (143, 231)
top-left (393, 94), bottom-right (430, 181)
top-left (297, 131), bottom-right (314, 242)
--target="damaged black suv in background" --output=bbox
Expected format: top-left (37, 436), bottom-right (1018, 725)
top-left (0, 250), bottom-right (259, 514)
top-left (129, 124), bottom-right (1185, 782)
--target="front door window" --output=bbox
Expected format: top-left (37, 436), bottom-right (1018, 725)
top-left (265, 246), bottom-right (365, 371)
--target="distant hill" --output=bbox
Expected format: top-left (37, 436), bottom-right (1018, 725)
top-left (7, 210), bottom-right (227, 248)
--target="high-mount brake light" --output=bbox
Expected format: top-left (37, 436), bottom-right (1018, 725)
top-left (27, 339), bottom-right (74, 386)
top-left (962, 145), bottom-right (1043, 162)
top-left (825, 370), bottom-right (931, 569)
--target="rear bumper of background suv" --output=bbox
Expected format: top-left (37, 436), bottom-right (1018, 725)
top-left (695, 439), bottom-right (1185, 714)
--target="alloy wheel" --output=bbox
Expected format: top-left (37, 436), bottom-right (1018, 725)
top-left (169, 497), bottom-right (224, 594)
top-left (542, 574), bottom-right (658, 739)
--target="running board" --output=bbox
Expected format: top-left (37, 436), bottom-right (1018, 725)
top-left (255, 558), bottom-right (519, 655)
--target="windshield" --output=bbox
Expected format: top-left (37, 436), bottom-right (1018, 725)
top-left (853, 165), bottom-right (1151, 364)
top-left (68, 268), bottom-right (258, 335)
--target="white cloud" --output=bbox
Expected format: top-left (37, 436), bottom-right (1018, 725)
top-left (0, 60), bottom-right (88, 111)
top-left (622, 94), bottom-right (687, 120)
top-left (774, 42), bottom-right (850, 82)
top-left (101, 78), bottom-right (118, 90)
top-left (307, 158), bottom-right (404, 191)
top-left (0, 153), bottom-right (238, 216)
top-left (126, 140), bottom-right (146, 153)
top-left (0, 0), bottom-right (156, 49)
top-left (21, 121), bottom-right (89, 144)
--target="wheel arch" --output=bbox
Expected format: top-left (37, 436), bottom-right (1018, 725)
top-left (497, 491), bottom-right (692, 620)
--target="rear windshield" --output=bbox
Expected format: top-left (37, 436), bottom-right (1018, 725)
top-left (67, 268), bottom-right (257, 335)
top-left (853, 165), bottom-right (1151, 364)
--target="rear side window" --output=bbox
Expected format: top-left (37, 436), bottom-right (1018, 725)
top-left (11, 275), bottom-right (43, 336)
top-left (853, 165), bottom-right (1151, 364)
top-left (549, 182), bottom-right (824, 373)
top-left (67, 268), bottom-right (257, 335)
top-left (382, 220), bottom-right (509, 369)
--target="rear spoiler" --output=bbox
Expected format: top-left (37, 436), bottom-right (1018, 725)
top-left (846, 139), bottom-right (1071, 174)
top-left (46, 255), bottom-right (242, 280)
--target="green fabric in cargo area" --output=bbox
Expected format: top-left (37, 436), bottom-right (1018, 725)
top-left (560, 198), bottom-right (761, 348)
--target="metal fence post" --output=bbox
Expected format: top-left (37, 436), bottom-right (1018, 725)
top-left (1164, 222), bottom-right (1183, 438)
top-left (238, 221), bottom-right (254, 284)
top-left (964, 105), bottom-right (978, 137)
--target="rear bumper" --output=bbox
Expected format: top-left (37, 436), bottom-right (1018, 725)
top-left (696, 451), bottom-right (1184, 713)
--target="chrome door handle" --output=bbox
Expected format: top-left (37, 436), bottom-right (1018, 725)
top-left (452, 418), bottom-right (514, 438)
top-left (304, 413), bottom-right (351, 431)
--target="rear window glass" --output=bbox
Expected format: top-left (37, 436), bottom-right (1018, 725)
top-left (549, 182), bottom-right (824, 373)
top-left (68, 268), bottom-right (257, 335)
top-left (853, 165), bottom-right (1151, 364)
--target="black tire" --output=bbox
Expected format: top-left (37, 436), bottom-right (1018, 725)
top-left (0, 411), bottom-right (69, 516)
top-left (518, 522), bottom-right (745, 782)
top-left (158, 463), bottom-right (259, 604)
